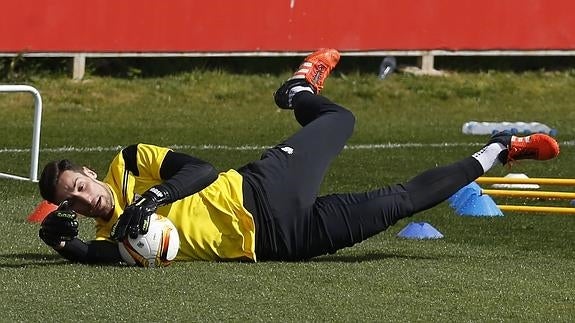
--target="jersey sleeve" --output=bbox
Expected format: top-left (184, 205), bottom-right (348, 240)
top-left (120, 143), bottom-right (170, 180)
top-left (122, 143), bottom-right (218, 201)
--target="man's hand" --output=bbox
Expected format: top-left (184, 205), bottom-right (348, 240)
top-left (111, 185), bottom-right (170, 241)
top-left (39, 209), bottom-right (79, 248)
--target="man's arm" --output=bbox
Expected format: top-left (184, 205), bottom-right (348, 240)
top-left (40, 209), bottom-right (122, 264)
top-left (122, 144), bottom-right (219, 203)
top-left (54, 239), bottom-right (122, 264)
top-left (159, 150), bottom-right (220, 200)
top-left (111, 144), bottom-right (219, 240)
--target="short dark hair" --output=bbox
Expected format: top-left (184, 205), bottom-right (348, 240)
top-left (38, 159), bottom-right (84, 204)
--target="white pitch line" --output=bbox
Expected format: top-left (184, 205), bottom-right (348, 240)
top-left (0, 142), bottom-right (481, 154)
top-left (0, 141), bottom-right (573, 154)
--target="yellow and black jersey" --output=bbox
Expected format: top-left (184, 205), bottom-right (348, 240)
top-left (94, 143), bottom-right (256, 261)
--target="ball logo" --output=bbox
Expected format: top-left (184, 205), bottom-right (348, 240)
top-left (281, 146), bottom-right (294, 155)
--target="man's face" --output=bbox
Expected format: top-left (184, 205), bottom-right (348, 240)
top-left (53, 168), bottom-right (114, 219)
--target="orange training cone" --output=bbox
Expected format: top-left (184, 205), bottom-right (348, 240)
top-left (27, 200), bottom-right (58, 223)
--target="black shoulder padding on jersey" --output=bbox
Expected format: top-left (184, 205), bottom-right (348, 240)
top-left (122, 144), bottom-right (139, 176)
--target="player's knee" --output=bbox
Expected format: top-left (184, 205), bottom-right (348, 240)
top-left (338, 108), bottom-right (356, 133)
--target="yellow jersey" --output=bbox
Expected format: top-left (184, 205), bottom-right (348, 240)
top-left (94, 144), bottom-right (256, 261)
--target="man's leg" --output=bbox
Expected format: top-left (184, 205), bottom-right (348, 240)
top-left (241, 94), bottom-right (354, 260)
top-left (297, 133), bottom-right (560, 260)
top-left (248, 139), bottom-right (485, 260)
top-left (278, 92), bottom-right (355, 205)
top-left (295, 156), bottom-right (482, 259)
top-left (247, 48), bottom-right (349, 208)
top-left (243, 91), bottom-right (354, 212)
top-left (241, 49), bottom-right (360, 259)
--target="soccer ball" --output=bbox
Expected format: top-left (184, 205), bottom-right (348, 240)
top-left (118, 213), bottom-right (180, 268)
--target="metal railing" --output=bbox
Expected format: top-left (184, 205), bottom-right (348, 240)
top-left (0, 85), bottom-right (42, 182)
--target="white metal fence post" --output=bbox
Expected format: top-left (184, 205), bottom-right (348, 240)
top-left (0, 85), bottom-right (43, 182)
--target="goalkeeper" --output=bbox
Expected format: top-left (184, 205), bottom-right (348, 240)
top-left (37, 49), bottom-right (560, 263)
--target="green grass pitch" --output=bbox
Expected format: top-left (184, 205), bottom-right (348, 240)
top-left (0, 69), bottom-right (573, 321)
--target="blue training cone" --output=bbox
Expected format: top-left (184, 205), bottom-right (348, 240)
top-left (397, 222), bottom-right (444, 239)
top-left (448, 182), bottom-right (503, 217)
top-left (455, 193), bottom-right (503, 217)
top-left (448, 182), bottom-right (482, 210)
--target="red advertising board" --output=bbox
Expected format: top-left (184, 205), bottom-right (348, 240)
top-left (2, 0), bottom-right (575, 53)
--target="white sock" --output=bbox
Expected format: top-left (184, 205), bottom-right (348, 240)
top-left (288, 85), bottom-right (314, 107)
top-left (288, 75), bottom-right (306, 81)
top-left (472, 143), bottom-right (506, 172)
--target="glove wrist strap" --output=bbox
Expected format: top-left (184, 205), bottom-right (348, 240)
top-left (145, 185), bottom-right (171, 206)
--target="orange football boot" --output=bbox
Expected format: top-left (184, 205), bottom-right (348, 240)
top-left (291, 48), bottom-right (340, 93)
top-left (489, 131), bottom-right (560, 164)
top-left (274, 48), bottom-right (340, 109)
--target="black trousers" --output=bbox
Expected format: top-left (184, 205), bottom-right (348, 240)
top-left (239, 92), bottom-right (484, 261)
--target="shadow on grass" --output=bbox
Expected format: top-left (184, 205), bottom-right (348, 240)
top-left (0, 252), bottom-right (131, 268)
top-left (312, 251), bottom-right (436, 263)
top-left (0, 252), bottom-right (70, 268)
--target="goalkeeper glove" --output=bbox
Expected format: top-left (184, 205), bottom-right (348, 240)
top-left (111, 185), bottom-right (170, 240)
top-left (39, 209), bottom-right (79, 248)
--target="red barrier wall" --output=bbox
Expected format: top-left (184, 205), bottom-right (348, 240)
top-left (2, 0), bottom-right (575, 52)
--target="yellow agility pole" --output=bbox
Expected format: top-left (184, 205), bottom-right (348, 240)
top-left (482, 189), bottom-right (575, 200)
top-left (477, 177), bottom-right (575, 186)
top-left (464, 177), bottom-right (575, 215)
top-left (498, 205), bottom-right (575, 215)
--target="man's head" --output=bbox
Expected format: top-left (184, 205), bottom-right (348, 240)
top-left (39, 160), bottom-right (114, 219)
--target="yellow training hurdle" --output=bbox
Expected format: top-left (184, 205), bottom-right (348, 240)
top-left (476, 176), bottom-right (575, 186)
top-left (476, 176), bottom-right (575, 215)
top-left (497, 205), bottom-right (575, 215)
